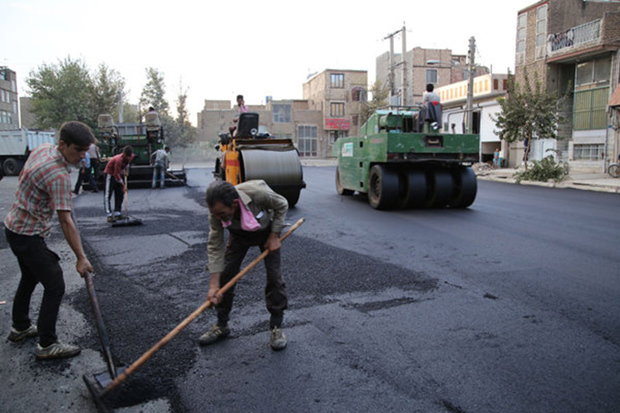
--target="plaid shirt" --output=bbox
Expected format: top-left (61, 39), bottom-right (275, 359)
top-left (4, 143), bottom-right (73, 237)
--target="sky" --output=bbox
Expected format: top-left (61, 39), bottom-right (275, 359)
top-left (2, 0), bottom-right (537, 125)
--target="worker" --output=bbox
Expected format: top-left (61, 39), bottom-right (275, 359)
top-left (87, 143), bottom-right (101, 180)
top-left (200, 179), bottom-right (289, 351)
top-left (150, 146), bottom-right (170, 189)
top-left (229, 94), bottom-right (248, 137)
top-left (103, 146), bottom-right (134, 222)
top-left (73, 151), bottom-right (98, 194)
top-left (4, 121), bottom-right (95, 360)
top-left (420, 84), bottom-right (442, 131)
top-left (423, 83), bottom-right (441, 104)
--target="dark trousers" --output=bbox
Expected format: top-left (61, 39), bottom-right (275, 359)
top-left (216, 229), bottom-right (288, 329)
top-left (5, 228), bottom-right (65, 347)
top-left (74, 167), bottom-right (98, 194)
top-left (104, 175), bottom-right (124, 215)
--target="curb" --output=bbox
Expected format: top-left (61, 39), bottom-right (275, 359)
top-left (476, 174), bottom-right (620, 194)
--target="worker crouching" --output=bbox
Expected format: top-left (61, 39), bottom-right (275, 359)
top-left (201, 180), bottom-right (289, 350)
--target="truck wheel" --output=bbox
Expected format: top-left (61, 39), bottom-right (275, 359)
top-left (449, 167), bottom-right (477, 208)
top-left (336, 168), bottom-right (354, 196)
top-left (398, 170), bottom-right (427, 209)
top-left (425, 170), bottom-right (453, 208)
top-left (3, 158), bottom-right (24, 176)
top-left (368, 165), bottom-right (399, 210)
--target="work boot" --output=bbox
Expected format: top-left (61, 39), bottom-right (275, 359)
top-left (270, 327), bottom-right (287, 351)
top-left (7, 325), bottom-right (38, 343)
top-left (198, 324), bottom-right (230, 346)
top-left (35, 342), bottom-right (81, 360)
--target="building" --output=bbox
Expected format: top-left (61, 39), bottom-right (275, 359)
top-left (376, 43), bottom-right (488, 108)
top-left (437, 73), bottom-right (510, 162)
top-left (0, 67), bottom-right (20, 131)
top-left (197, 69), bottom-right (368, 159)
top-left (197, 98), bottom-right (325, 157)
top-left (515, 0), bottom-right (620, 171)
top-left (303, 69), bottom-right (368, 155)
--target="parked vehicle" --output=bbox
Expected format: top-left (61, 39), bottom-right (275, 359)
top-left (0, 129), bottom-right (56, 176)
top-left (335, 106), bottom-right (479, 210)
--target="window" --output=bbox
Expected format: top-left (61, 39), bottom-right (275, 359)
top-left (297, 125), bottom-right (318, 157)
top-left (331, 73), bottom-right (344, 88)
top-left (330, 102), bottom-right (345, 117)
top-left (516, 13), bottom-right (527, 65)
top-left (352, 87), bottom-right (366, 102)
top-left (535, 5), bottom-right (547, 59)
top-left (573, 144), bottom-right (604, 160)
top-left (426, 69), bottom-right (437, 84)
top-left (328, 130), bottom-right (348, 144)
top-left (574, 87), bottom-right (608, 130)
top-left (272, 104), bottom-right (291, 123)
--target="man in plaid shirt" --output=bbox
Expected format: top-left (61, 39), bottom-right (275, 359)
top-left (4, 121), bottom-right (95, 360)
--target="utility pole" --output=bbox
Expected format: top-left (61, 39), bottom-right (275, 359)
top-left (466, 36), bottom-right (475, 136)
top-left (384, 25), bottom-right (407, 106)
top-left (401, 23), bottom-right (407, 106)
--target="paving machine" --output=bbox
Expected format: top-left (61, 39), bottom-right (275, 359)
top-left (335, 105), bottom-right (479, 210)
top-left (213, 112), bottom-right (305, 207)
top-left (94, 114), bottom-right (187, 188)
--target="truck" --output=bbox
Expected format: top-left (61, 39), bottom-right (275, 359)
top-left (0, 129), bottom-right (57, 176)
top-left (94, 114), bottom-right (187, 188)
top-left (335, 106), bottom-right (479, 210)
top-left (213, 112), bottom-right (305, 207)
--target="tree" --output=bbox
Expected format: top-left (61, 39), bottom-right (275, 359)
top-left (360, 80), bottom-right (389, 125)
top-left (493, 69), bottom-right (568, 170)
top-left (173, 82), bottom-right (197, 147)
top-left (139, 67), bottom-right (169, 118)
top-left (26, 57), bottom-right (95, 129)
top-left (91, 63), bottom-right (125, 122)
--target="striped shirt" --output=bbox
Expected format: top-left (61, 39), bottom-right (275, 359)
top-left (4, 143), bottom-right (73, 237)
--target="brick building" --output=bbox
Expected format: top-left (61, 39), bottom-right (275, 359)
top-left (514, 0), bottom-right (620, 171)
top-left (0, 67), bottom-right (20, 131)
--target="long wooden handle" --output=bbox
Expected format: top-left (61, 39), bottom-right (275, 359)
top-left (102, 217), bottom-right (305, 395)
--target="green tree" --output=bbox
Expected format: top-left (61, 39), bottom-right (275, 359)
top-left (139, 67), bottom-right (169, 117)
top-left (493, 70), bottom-right (567, 170)
top-left (91, 63), bottom-right (125, 121)
top-left (174, 83), bottom-right (197, 147)
top-left (26, 57), bottom-right (94, 129)
top-left (361, 80), bottom-right (389, 125)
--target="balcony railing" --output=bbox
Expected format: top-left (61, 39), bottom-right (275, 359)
top-left (548, 19), bottom-right (601, 54)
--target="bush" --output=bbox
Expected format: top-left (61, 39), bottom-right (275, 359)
top-left (513, 156), bottom-right (568, 184)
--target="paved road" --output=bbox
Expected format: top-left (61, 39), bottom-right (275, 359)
top-left (1, 166), bottom-right (619, 412)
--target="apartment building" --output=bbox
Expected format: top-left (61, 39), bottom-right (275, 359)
top-left (0, 67), bottom-right (20, 131)
top-left (197, 98), bottom-right (324, 157)
top-left (376, 46), bottom-right (488, 107)
top-left (303, 69), bottom-right (368, 156)
top-left (515, 0), bottom-right (620, 171)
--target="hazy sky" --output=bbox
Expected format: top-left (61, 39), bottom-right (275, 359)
top-left (2, 0), bottom-right (536, 124)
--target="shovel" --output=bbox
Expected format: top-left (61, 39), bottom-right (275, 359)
top-left (111, 176), bottom-right (142, 227)
top-left (84, 217), bottom-right (305, 411)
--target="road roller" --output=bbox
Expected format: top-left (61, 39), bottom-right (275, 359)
top-left (213, 112), bottom-right (305, 207)
top-left (335, 106), bottom-right (479, 210)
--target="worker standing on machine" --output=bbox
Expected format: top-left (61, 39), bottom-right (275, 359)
top-left (229, 94), bottom-right (248, 137)
top-left (200, 179), bottom-right (290, 351)
top-left (103, 146), bottom-right (134, 223)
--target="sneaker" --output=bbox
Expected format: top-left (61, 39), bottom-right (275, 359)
top-left (35, 341), bottom-right (81, 360)
top-left (270, 327), bottom-right (287, 351)
top-left (198, 324), bottom-right (230, 346)
top-left (7, 325), bottom-right (38, 342)
top-left (106, 215), bottom-right (115, 223)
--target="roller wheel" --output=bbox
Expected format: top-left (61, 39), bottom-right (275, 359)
top-left (368, 165), bottom-right (399, 210)
top-left (336, 168), bottom-right (354, 196)
top-left (449, 167), bottom-right (477, 208)
top-left (279, 188), bottom-right (301, 208)
top-left (425, 170), bottom-right (453, 208)
top-left (398, 170), bottom-right (427, 209)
